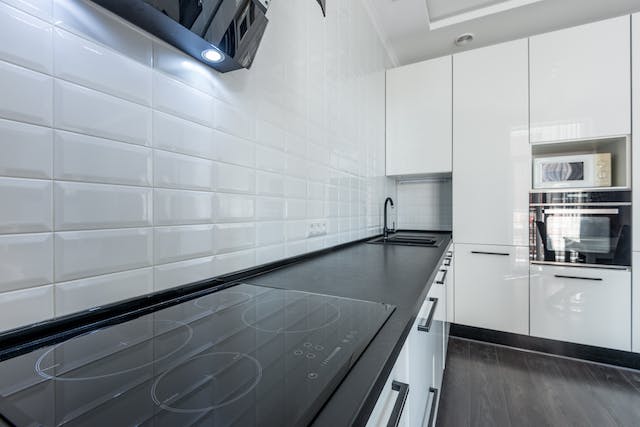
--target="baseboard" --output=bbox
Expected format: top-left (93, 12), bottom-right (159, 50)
top-left (450, 324), bottom-right (640, 370)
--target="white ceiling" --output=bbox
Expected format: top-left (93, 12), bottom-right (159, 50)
top-left (364, 0), bottom-right (640, 66)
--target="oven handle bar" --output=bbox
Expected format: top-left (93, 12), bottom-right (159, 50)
top-left (554, 274), bottom-right (603, 281)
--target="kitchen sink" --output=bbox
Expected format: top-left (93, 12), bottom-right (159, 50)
top-left (367, 234), bottom-right (444, 247)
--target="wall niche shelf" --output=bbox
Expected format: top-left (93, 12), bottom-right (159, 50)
top-left (531, 135), bottom-right (631, 190)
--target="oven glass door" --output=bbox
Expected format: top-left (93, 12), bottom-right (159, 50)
top-left (531, 205), bottom-right (631, 267)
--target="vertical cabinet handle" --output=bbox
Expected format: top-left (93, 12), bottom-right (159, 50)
top-left (426, 387), bottom-right (439, 427)
top-left (417, 298), bottom-right (438, 332)
top-left (444, 257), bottom-right (451, 266)
top-left (436, 268), bottom-right (448, 285)
top-left (387, 381), bottom-right (410, 427)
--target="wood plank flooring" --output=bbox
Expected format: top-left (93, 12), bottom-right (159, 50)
top-left (436, 338), bottom-right (640, 427)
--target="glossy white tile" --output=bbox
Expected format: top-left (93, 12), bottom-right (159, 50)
top-left (284, 177), bottom-right (307, 199)
top-left (2, 0), bottom-right (51, 21)
top-left (154, 150), bottom-right (213, 191)
top-left (286, 240), bottom-right (307, 257)
top-left (55, 228), bottom-right (153, 282)
top-left (0, 119), bottom-right (52, 179)
top-left (255, 244), bottom-right (285, 265)
top-left (214, 100), bottom-right (253, 139)
top-left (152, 111), bottom-right (215, 159)
top-left (256, 196), bottom-right (284, 221)
top-left (285, 199), bottom-right (307, 219)
top-left (54, 79), bottom-right (151, 145)
top-left (213, 163), bottom-right (255, 194)
top-left (0, 233), bottom-right (52, 292)
top-left (256, 171), bottom-right (284, 196)
top-left (213, 131), bottom-right (255, 168)
top-left (0, 285), bottom-right (53, 332)
top-left (285, 154), bottom-right (307, 178)
top-left (153, 71), bottom-right (213, 126)
top-left (55, 131), bottom-right (151, 186)
top-left (256, 221), bottom-right (284, 246)
top-left (154, 189), bottom-right (214, 226)
top-left (214, 193), bottom-right (255, 222)
top-left (0, 2), bottom-right (52, 73)
top-left (256, 146), bottom-right (285, 173)
top-left (255, 120), bottom-right (285, 150)
top-left (55, 267), bottom-right (153, 316)
top-left (154, 225), bottom-right (215, 264)
top-left (214, 223), bottom-right (255, 254)
top-left (54, 181), bottom-right (152, 231)
top-left (0, 177), bottom-right (51, 233)
top-left (286, 220), bottom-right (308, 241)
top-left (214, 249), bottom-right (255, 276)
top-left (0, 60), bottom-right (52, 126)
top-left (54, 28), bottom-right (152, 105)
top-left (154, 256), bottom-right (215, 292)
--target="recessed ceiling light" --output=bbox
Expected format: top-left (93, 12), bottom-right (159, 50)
top-left (454, 33), bottom-right (474, 46)
top-left (201, 48), bottom-right (224, 63)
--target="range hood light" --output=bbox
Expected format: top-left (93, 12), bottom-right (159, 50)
top-left (202, 49), bottom-right (224, 63)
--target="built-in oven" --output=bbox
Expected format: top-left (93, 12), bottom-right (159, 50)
top-left (529, 190), bottom-right (631, 268)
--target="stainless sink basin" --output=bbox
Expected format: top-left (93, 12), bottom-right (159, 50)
top-left (367, 234), bottom-right (444, 247)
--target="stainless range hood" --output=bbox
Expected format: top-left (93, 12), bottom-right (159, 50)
top-left (90, 0), bottom-right (269, 73)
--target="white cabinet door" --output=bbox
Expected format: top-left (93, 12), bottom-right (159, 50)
top-left (633, 13), bottom-right (640, 252)
top-left (530, 16), bottom-right (631, 143)
top-left (386, 56), bottom-right (452, 176)
top-left (452, 39), bottom-right (530, 247)
top-left (454, 244), bottom-right (530, 335)
top-left (530, 264), bottom-right (631, 351)
top-left (445, 246), bottom-right (454, 324)
top-left (366, 343), bottom-right (410, 427)
top-left (634, 253), bottom-right (640, 353)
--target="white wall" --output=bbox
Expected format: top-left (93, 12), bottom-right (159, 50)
top-left (396, 180), bottom-right (452, 231)
top-left (0, 0), bottom-right (394, 331)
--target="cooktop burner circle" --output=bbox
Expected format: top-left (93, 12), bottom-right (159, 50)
top-left (193, 291), bottom-right (254, 312)
top-left (151, 352), bottom-right (263, 413)
top-left (35, 319), bottom-right (193, 381)
top-left (241, 292), bottom-right (342, 334)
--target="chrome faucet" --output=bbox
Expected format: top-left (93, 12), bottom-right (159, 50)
top-left (383, 197), bottom-right (394, 239)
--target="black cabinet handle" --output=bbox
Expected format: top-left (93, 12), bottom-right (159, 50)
top-left (471, 251), bottom-right (510, 256)
top-left (387, 380), bottom-right (410, 427)
top-left (554, 274), bottom-right (603, 281)
top-left (426, 387), bottom-right (439, 427)
top-left (436, 268), bottom-right (448, 285)
top-left (418, 298), bottom-right (438, 332)
top-left (444, 257), bottom-right (451, 266)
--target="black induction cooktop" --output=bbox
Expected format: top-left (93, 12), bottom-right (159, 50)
top-left (0, 283), bottom-right (394, 427)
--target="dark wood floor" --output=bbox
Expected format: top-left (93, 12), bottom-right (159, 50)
top-left (436, 337), bottom-right (640, 427)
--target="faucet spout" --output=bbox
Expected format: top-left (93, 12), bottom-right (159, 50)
top-left (383, 197), bottom-right (394, 239)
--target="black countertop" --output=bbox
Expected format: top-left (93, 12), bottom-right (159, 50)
top-left (245, 231), bottom-right (452, 426)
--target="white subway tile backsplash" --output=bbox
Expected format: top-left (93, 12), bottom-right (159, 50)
top-left (152, 111), bottom-right (215, 159)
top-left (214, 131), bottom-right (255, 168)
top-left (214, 101), bottom-right (252, 139)
top-left (54, 130), bottom-right (152, 186)
top-left (214, 223), bottom-right (255, 254)
top-left (54, 182), bottom-right (152, 231)
top-left (153, 71), bottom-right (213, 126)
top-left (214, 193), bottom-right (255, 222)
top-left (54, 80), bottom-right (151, 145)
top-left (0, 285), bottom-right (53, 332)
top-left (0, 177), bottom-right (51, 234)
top-left (285, 154), bottom-right (307, 178)
top-left (285, 199), bottom-right (307, 220)
top-left (255, 146), bottom-right (285, 173)
top-left (256, 171), bottom-right (284, 196)
top-left (0, 233), bottom-right (52, 292)
top-left (213, 163), bottom-right (255, 194)
top-left (214, 249), bottom-right (255, 276)
top-left (54, 28), bottom-right (152, 106)
top-left (0, 60), bottom-right (52, 126)
top-left (256, 197), bottom-right (284, 221)
top-left (286, 220), bottom-right (308, 241)
top-left (0, 2), bottom-right (52, 73)
top-left (55, 228), bottom-right (153, 282)
top-left (154, 150), bottom-right (213, 191)
top-left (55, 267), bottom-right (153, 316)
top-left (2, 0), bottom-right (51, 21)
top-left (154, 189), bottom-right (214, 226)
top-left (154, 225), bottom-right (215, 264)
top-left (0, 119), bottom-right (52, 179)
top-left (286, 240), bottom-right (307, 257)
top-left (284, 177), bottom-right (307, 199)
top-left (256, 222), bottom-right (284, 246)
top-left (154, 256), bottom-right (216, 292)
top-left (255, 120), bottom-right (285, 150)
top-left (256, 244), bottom-right (284, 265)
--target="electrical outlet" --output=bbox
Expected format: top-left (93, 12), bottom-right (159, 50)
top-left (308, 221), bottom-right (327, 237)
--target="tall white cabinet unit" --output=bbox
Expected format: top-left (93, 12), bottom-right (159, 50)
top-left (530, 16), bottom-right (631, 143)
top-left (452, 39), bottom-right (530, 335)
top-left (386, 56), bottom-right (452, 176)
top-left (633, 13), bottom-right (640, 353)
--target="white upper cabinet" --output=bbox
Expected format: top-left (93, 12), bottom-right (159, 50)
top-left (452, 39), bottom-right (530, 246)
top-left (634, 253), bottom-right (640, 353)
top-left (633, 13), bottom-right (640, 252)
top-left (530, 16), bottom-right (631, 143)
top-left (386, 56), bottom-right (452, 176)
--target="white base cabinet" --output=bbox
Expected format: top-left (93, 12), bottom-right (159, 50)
top-left (530, 264), bottom-right (631, 351)
top-left (634, 253), bottom-right (640, 353)
top-left (454, 244), bottom-right (529, 335)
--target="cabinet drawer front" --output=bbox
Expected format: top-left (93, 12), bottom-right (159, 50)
top-left (454, 244), bottom-right (529, 334)
top-left (530, 265), bottom-right (631, 351)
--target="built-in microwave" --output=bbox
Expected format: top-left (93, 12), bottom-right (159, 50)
top-left (533, 153), bottom-right (611, 189)
top-left (529, 190), bottom-right (631, 268)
